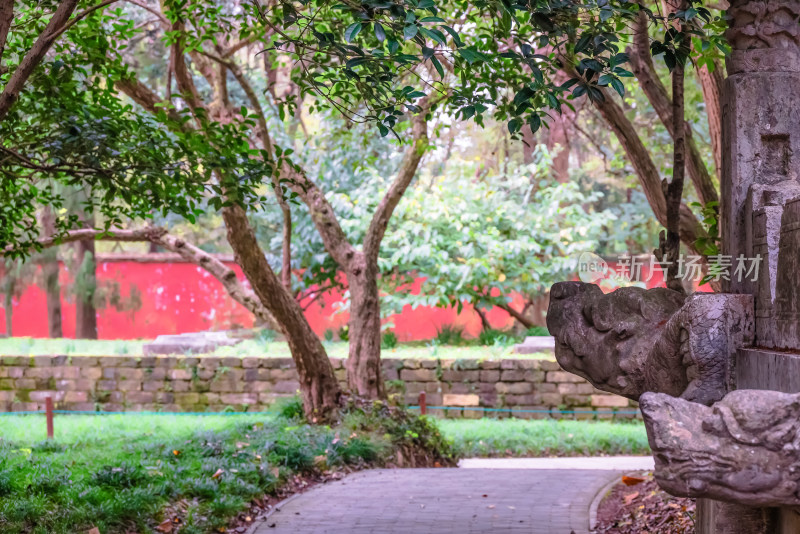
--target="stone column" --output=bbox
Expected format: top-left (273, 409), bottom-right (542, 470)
top-left (715, 0), bottom-right (800, 531)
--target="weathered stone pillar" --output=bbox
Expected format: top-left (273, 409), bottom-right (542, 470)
top-left (713, 0), bottom-right (800, 531)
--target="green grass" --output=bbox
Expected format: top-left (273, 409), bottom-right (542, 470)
top-left (0, 404), bottom-right (452, 534)
top-left (0, 337), bottom-right (553, 360)
top-left (438, 418), bottom-right (649, 457)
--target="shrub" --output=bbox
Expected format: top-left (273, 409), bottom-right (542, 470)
top-left (381, 330), bottom-right (398, 349)
top-left (435, 324), bottom-right (464, 346)
top-left (338, 325), bottom-right (349, 341)
top-left (478, 328), bottom-right (512, 346)
top-left (526, 325), bottom-right (550, 336)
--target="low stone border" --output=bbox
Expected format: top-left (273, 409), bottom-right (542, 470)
top-left (0, 355), bottom-right (637, 418)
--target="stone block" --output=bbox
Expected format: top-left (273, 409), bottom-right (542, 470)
top-left (480, 370), bottom-right (500, 382)
top-left (117, 368), bottom-right (144, 380)
top-left (175, 393), bottom-right (200, 405)
top-left (244, 381), bottom-right (273, 393)
top-left (29, 391), bottom-right (64, 402)
top-left (524, 370), bottom-right (546, 383)
top-left (591, 394), bottom-right (629, 407)
top-left (504, 394), bottom-right (541, 405)
top-left (2, 357), bottom-right (27, 366)
top-left (171, 380), bottom-right (191, 392)
top-left (6, 367), bottom-right (24, 378)
top-left (64, 391), bottom-right (89, 403)
top-left (102, 368), bottom-right (117, 379)
top-left (539, 360), bottom-right (561, 371)
top-left (14, 379), bottom-right (36, 390)
top-left (546, 371), bottom-right (584, 383)
top-left (221, 357), bottom-right (242, 368)
top-left (146, 368), bottom-right (167, 380)
top-left (97, 380), bottom-right (117, 390)
top-left (270, 368), bottom-right (297, 381)
top-left (168, 369), bottom-right (192, 380)
top-left (273, 380), bottom-right (300, 394)
top-left (80, 367), bottom-right (103, 380)
top-left (70, 356), bottom-right (99, 367)
top-left (443, 393), bottom-right (480, 406)
top-left (242, 357), bottom-right (260, 369)
top-left (400, 369), bottom-right (436, 382)
top-left (540, 393), bottom-right (563, 406)
top-left (500, 370), bottom-right (525, 382)
top-left (143, 380), bottom-right (166, 392)
top-left (495, 382), bottom-right (533, 394)
top-left (243, 369), bottom-right (259, 382)
top-left (220, 393), bottom-right (257, 405)
top-left (32, 356), bottom-right (53, 368)
top-left (441, 370), bottom-right (479, 382)
top-left (25, 367), bottom-right (53, 379)
top-left (401, 359), bottom-right (421, 369)
top-left (564, 394), bottom-right (591, 406)
top-left (480, 360), bottom-right (501, 369)
top-left (557, 383), bottom-right (578, 395)
top-left (118, 380), bottom-right (142, 392)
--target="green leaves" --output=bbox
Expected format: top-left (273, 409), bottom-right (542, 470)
top-left (344, 22), bottom-right (362, 43)
top-left (374, 22), bottom-right (386, 42)
top-left (403, 24), bottom-right (418, 41)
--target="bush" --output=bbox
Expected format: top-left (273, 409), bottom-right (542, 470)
top-left (338, 325), bottom-right (349, 341)
top-left (526, 325), bottom-right (550, 336)
top-left (381, 331), bottom-right (398, 349)
top-left (435, 324), bottom-right (464, 346)
top-left (478, 328), bottom-right (512, 346)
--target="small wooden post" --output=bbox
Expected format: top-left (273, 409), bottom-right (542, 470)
top-left (418, 391), bottom-right (427, 415)
top-left (45, 396), bottom-right (54, 440)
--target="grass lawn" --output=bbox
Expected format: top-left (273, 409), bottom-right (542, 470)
top-left (0, 404), bottom-right (450, 534)
top-left (438, 418), bottom-right (649, 457)
top-left (0, 411), bottom-right (647, 533)
top-left (0, 337), bottom-right (553, 360)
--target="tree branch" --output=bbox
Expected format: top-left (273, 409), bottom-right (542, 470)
top-left (0, 0), bottom-right (79, 121)
top-left (627, 11), bottom-right (718, 207)
top-left (497, 302), bottom-right (534, 329)
top-left (31, 226), bottom-right (277, 327)
top-left (560, 61), bottom-right (705, 255)
top-left (363, 97), bottom-right (432, 261)
top-left (0, 0), bottom-right (13, 68)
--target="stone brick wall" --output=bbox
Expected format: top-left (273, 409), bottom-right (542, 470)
top-left (0, 355), bottom-right (637, 419)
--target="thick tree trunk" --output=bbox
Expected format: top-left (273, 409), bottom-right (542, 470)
top-left (75, 212), bottom-right (98, 339)
top-left (345, 256), bottom-right (385, 398)
top-left (41, 207), bottom-right (63, 338)
top-left (222, 205), bottom-right (341, 421)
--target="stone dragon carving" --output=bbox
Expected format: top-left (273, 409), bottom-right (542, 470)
top-left (546, 282), bottom-right (753, 406)
top-left (640, 390), bottom-right (800, 508)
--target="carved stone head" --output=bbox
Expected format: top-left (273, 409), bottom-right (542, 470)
top-left (546, 281), bottom-right (685, 400)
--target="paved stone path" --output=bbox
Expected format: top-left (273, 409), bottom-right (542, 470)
top-left (252, 467), bottom-right (625, 534)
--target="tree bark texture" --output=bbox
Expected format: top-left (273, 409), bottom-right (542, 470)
top-left (74, 235), bottom-right (98, 339)
top-left (665, 43), bottom-right (687, 293)
top-left (40, 207), bottom-right (63, 338)
top-left (0, 0), bottom-right (79, 121)
top-left (697, 60), bottom-right (724, 180)
top-left (222, 205), bottom-right (341, 420)
top-left (627, 11), bottom-right (718, 207)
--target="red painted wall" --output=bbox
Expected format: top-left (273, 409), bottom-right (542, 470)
top-left (0, 257), bottom-right (687, 341)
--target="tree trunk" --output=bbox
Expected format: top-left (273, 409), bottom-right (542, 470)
top-left (697, 60), bottom-right (724, 180)
top-left (627, 12), bottom-right (718, 208)
top-left (222, 204), bottom-right (341, 421)
top-left (663, 7), bottom-right (689, 294)
top-left (41, 207), bottom-right (63, 338)
top-left (75, 212), bottom-right (98, 339)
top-left (345, 255), bottom-right (385, 398)
top-left (4, 280), bottom-right (13, 337)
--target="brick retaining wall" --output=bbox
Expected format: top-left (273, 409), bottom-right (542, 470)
top-left (0, 356), bottom-right (637, 419)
